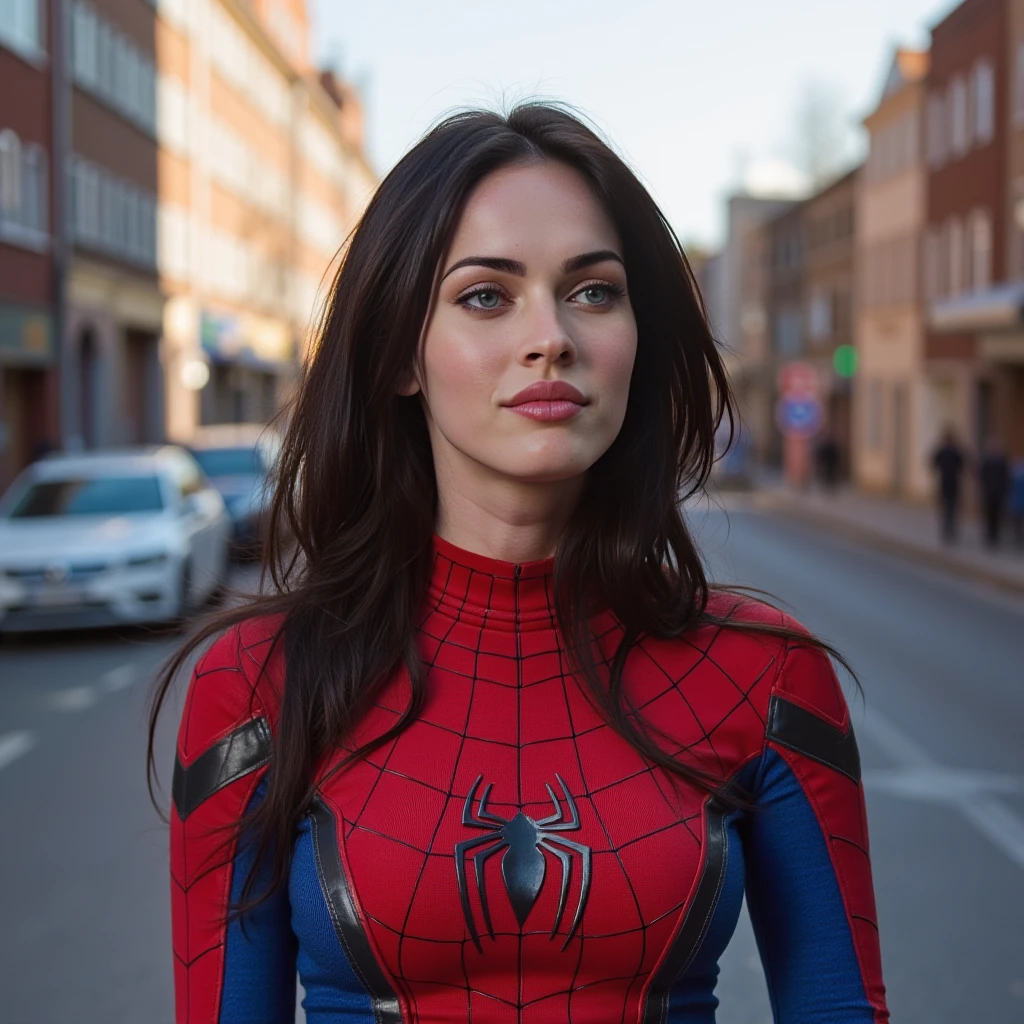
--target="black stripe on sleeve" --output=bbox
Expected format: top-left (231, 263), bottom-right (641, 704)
top-left (172, 717), bottom-right (272, 820)
top-left (766, 695), bottom-right (861, 783)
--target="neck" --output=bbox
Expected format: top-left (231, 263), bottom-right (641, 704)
top-left (433, 460), bottom-right (584, 564)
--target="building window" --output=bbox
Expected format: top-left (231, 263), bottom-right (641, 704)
top-left (968, 209), bottom-right (992, 292)
top-left (949, 76), bottom-right (969, 157)
top-left (157, 74), bottom-right (189, 154)
top-left (907, 108), bottom-right (920, 166)
top-left (72, 2), bottom-right (98, 86)
top-left (774, 308), bottom-right (803, 356)
top-left (70, 154), bottom-right (156, 268)
top-left (808, 289), bottom-right (832, 341)
top-left (866, 379), bottom-right (885, 451)
top-left (71, 1), bottom-right (157, 136)
top-left (0, 128), bottom-right (48, 248)
top-left (947, 217), bottom-right (964, 296)
top-left (924, 227), bottom-right (943, 302)
top-left (0, 0), bottom-right (43, 61)
top-left (1017, 41), bottom-right (1024, 125)
top-left (0, 129), bottom-right (21, 214)
top-left (158, 203), bottom-right (190, 281)
top-left (973, 59), bottom-right (995, 144)
top-left (927, 92), bottom-right (946, 168)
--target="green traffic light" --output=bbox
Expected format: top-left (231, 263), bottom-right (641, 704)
top-left (833, 344), bottom-right (858, 378)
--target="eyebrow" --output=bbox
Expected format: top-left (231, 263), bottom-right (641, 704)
top-left (441, 249), bottom-right (624, 281)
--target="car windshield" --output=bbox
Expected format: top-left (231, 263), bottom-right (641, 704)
top-left (190, 447), bottom-right (263, 478)
top-left (7, 476), bottom-right (165, 518)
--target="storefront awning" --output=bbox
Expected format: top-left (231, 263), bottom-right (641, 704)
top-left (929, 281), bottom-right (1024, 333)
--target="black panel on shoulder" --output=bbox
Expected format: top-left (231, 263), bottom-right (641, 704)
top-left (766, 694), bottom-right (861, 783)
top-left (172, 716), bottom-right (272, 820)
top-left (640, 799), bottom-right (730, 1024)
top-left (308, 797), bottom-right (404, 1023)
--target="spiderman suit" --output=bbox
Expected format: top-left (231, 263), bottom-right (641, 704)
top-left (171, 536), bottom-right (889, 1023)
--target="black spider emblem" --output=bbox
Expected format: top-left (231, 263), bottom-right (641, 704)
top-left (455, 773), bottom-right (592, 952)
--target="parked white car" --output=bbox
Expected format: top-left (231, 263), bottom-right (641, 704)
top-left (0, 447), bottom-right (231, 633)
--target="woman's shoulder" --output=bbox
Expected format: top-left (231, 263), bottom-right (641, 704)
top-left (176, 613), bottom-right (286, 764)
top-left (701, 590), bottom-right (851, 732)
top-left (629, 591), bottom-right (848, 744)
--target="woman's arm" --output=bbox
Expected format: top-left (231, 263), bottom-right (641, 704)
top-left (171, 628), bottom-right (297, 1024)
top-left (743, 642), bottom-right (889, 1023)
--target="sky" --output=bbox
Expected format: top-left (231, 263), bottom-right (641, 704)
top-left (310, 0), bottom-right (954, 248)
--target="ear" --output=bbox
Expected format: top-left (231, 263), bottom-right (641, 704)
top-left (397, 376), bottom-right (421, 397)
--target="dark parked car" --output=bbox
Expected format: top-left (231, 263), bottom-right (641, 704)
top-left (182, 425), bottom-right (281, 557)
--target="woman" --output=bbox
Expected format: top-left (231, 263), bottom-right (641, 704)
top-left (150, 105), bottom-right (889, 1023)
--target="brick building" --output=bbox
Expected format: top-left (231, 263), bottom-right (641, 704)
top-left (65, 0), bottom-right (165, 449)
top-left (925, 0), bottom-right (1020, 462)
top-left (0, 1), bottom-right (58, 488)
top-left (157, 0), bottom-right (376, 440)
top-left (802, 166), bottom-right (859, 475)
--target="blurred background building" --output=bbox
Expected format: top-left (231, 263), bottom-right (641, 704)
top-left (0, 0), bottom-right (376, 490)
top-left (704, 0), bottom-right (1024, 504)
top-left (3, 0), bottom-right (1024, 510)
top-left (0, 1), bottom-right (57, 488)
top-left (855, 47), bottom-right (930, 500)
top-left (925, 0), bottom-right (1006, 472)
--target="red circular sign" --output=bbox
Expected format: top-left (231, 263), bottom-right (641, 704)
top-left (777, 361), bottom-right (821, 398)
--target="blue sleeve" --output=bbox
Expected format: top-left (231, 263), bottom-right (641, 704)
top-left (743, 748), bottom-right (883, 1022)
top-left (219, 779), bottom-right (298, 1024)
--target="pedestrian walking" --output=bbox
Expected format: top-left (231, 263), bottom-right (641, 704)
top-left (932, 428), bottom-right (966, 543)
top-left (148, 105), bottom-right (889, 1023)
top-left (979, 437), bottom-right (1011, 548)
top-left (1011, 456), bottom-right (1024, 548)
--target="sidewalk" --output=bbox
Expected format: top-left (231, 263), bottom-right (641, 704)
top-left (741, 481), bottom-right (1024, 595)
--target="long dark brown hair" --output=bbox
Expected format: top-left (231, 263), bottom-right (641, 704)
top-left (148, 103), bottom-right (851, 910)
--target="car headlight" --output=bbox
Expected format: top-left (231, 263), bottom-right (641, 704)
top-left (126, 551), bottom-right (170, 568)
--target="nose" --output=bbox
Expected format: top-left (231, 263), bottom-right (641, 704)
top-left (519, 301), bottom-right (577, 368)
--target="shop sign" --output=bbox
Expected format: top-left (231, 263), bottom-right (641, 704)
top-left (200, 310), bottom-right (293, 370)
top-left (0, 305), bottom-right (54, 366)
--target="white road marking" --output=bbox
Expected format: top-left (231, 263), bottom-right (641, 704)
top-left (859, 707), bottom-right (1024, 871)
top-left (0, 731), bottom-right (35, 771)
top-left (47, 663), bottom-right (138, 713)
top-left (862, 766), bottom-right (1024, 802)
top-left (48, 686), bottom-right (99, 712)
top-left (99, 664), bottom-right (137, 692)
top-left (961, 798), bottom-right (1024, 872)
top-left (860, 707), bottom-right (934, 767)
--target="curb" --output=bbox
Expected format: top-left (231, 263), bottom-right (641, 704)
top-left (756, 492), bottom-right (1024, 597)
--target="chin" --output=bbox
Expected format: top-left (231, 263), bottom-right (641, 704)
top-left (498, 445), bottom-right (606, 484)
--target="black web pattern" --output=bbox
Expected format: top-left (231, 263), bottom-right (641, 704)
top-left (327, 550), bottom-right (780, 1021)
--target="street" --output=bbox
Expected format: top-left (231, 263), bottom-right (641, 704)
top-left (2, 514), bottom-right (1023, 1023)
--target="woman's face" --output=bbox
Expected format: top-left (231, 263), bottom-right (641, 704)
top-left (411, 160), bottom-right (638, 490)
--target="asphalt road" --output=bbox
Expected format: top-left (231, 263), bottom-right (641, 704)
top-left (1, 511), bottom-right (1022, 1023)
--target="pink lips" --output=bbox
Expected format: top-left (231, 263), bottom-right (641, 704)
top-left (503, 381), bottom-right (589, 422)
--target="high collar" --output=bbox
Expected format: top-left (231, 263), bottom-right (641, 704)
top-left (427, 534), bottom-right (556, 632)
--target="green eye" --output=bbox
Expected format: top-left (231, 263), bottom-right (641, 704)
top-left (580, 286), bottom-right (606, 304)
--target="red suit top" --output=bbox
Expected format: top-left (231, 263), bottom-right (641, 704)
top-left (171, 536), bottom-right (889, 1023)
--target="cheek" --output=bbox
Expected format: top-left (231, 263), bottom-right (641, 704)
top-left (420, 314), bottom-right (508, 432)
top-left (590, 323), bottom-right (638, 410)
